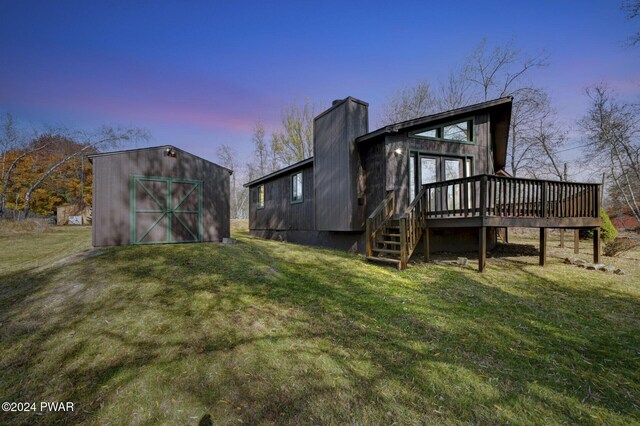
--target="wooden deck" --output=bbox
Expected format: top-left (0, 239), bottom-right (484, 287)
top-left (366, 174), bottom-right (602, 271)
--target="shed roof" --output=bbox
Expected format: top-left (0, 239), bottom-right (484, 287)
top-left (243, 157), bottom-right (313, 187)
top-left (357, 97), bottom-right (513, 171)
top-left (87, 145), bottom-right (233, 174)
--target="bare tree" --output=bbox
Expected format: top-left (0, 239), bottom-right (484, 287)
top-left (464, 39), bottom-right (547, 101)
top-left (436, 69), bottom-right (473, 111)
top-left (251, 121), bottom-right (269, 177)
top-left (271, 99), bottom-right (315, 165)
top-left (247, 121), bottom-right (281, 181)
top-left (382, 39), bottom-right (553, 177)
top-left (21, 127), bottom-right (146, 218)
top-left (579, 85), bottom-right (640, 221)
top-left (623, 0), bottom-right (640, 46)
top-left (381, 82), bottom-right (437, 125)
top-left (527, 105), bottom-right (570, 180)
top-left (217, 144), bottom-right (248, 219)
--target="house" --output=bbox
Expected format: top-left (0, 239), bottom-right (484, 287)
top-left (245, 97), bottom-right (602, 270)
top-left (89, 145), bottom-right (231, 247)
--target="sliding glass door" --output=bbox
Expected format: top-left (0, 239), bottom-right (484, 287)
top-left (408, 153), bottom-right (471, 208)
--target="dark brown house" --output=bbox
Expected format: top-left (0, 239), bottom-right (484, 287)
top-left (245, 97), bottom-right (602, 270)
top-left (89, 146), bottom-right (231, 247)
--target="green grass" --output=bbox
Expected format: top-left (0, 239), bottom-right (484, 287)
top-left (1, 222), bottom-right (639, 425)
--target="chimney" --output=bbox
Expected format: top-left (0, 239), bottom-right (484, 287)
top-left (313, 96), bottom-right (369, 231)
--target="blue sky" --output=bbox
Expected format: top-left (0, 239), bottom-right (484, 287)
top-left (1, 1), bottom-right (639, 163)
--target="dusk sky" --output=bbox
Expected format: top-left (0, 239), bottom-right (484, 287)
top-left (1, 1), bottom-right (639, 164)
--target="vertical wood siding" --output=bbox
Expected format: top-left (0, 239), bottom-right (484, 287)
top-left (249, 165), bottom-right (315, 231)
top-left (92, 147), bottom-right (230, 246)
top-left (314, 98), bottom-right (368, 231)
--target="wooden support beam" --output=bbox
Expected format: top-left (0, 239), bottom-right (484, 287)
top-left (560, 229), bottom-right (565, 248)
top-left (479, 226), bottom-right (487, 272)
top-left (423, 228), bottom-right (430, 262)
top-left (593, 228), bottom-right (600, 264)
top-left (574, 229), bottom-right (579, 254)
top-left (539, 228), bottom-right (547, 266)
top-left (400, 218), bottom-right (408, 270)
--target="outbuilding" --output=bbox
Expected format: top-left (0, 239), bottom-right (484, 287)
top-left (89, 145), bottom-right (231, 247)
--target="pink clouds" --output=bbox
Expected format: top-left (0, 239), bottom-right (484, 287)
top-left (0, 53), bottom-right (282, 134)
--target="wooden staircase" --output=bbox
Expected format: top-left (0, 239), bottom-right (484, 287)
top-left (366, 188), bottom-right (429, 270)
top-left (368, 218), bottom-right (403, 268)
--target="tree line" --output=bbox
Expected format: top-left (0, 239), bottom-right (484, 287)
top-left (0, 115), bottom-right (146, 220)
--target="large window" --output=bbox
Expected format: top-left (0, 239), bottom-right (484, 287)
top-left (256, 185), bottom-right (264, 209)
top-left (291, 172), bottom-right (303, 204)
top-left (411, 118), bottom-right (473, 143)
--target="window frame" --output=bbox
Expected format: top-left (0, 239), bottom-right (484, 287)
top-left (256, 184), bottom-right (265, 210)
top-left (409, 117), bottom-right (475, 144)
top-left (290, 171), bottom-right (304, 204)
top-left (407, 150), bottom-right (475, 202)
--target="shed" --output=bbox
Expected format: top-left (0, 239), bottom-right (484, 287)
top-left (56, 204), bottom-right (92, 225)
top-left (88, 145), bottom-right (231, 247)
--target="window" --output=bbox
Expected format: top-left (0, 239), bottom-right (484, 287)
top-left (256, 185), bottom-right (264, 209)
top-left (291, 172), bottom-right (303, 204)
top-left (410, 118), bottom-right (473, 143)
top-left (443, 121), bottom-right (469, 141)
top-left (409, 156), bottom-right (416, 202)
top-left (414, 129), bottom-right (437, 138)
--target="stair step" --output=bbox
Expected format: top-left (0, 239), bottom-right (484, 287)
top-left (372, 248), bottom-right (401, 254)
top-left (382, 233), bottom-right (401, 237)
top-left (366, 256), bottom-right (401, 268)
top-left (377, 240), bottom-right (401, 245)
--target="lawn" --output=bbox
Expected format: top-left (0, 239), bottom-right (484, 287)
top-left (1, 221), bottom-right (639, 425)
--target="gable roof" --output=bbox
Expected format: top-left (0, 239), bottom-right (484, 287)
top-left (87, 145), bottom-right (232, 174)
top-left (244, 157), bottom-right (314, 187)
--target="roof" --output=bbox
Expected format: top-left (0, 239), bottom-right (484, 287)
top-left (87, 145), bottom-right (232, 174)
top-left (357, 97), bottom-right (512, 143)
top-left (244, 157), bottom-right (314, 187)
top-left (356, 96), bottom-right (513, 171)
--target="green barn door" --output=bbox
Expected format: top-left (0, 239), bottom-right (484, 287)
top-left (131, 176), bottom-right (203, 244)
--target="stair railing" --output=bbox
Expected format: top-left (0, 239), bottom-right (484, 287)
top-left (399, 187), bottom-right (429, 268)
top-left (365, 191), bottom-right (395, 256)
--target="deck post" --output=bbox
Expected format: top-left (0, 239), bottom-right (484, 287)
top-left (365, 219), bottom-right (372, 257)
top-left (574, 229), bottom-right (579, 254)
top-left (423, 227), bottom-right (430, 262)
top-left (504, 227), bottom-right (509, 243)
top-left (478, 226), bottom-right (486, 272)
top-left (400, 217), bottom-right (407, 270)
top-left (539, 228), bottom-right (547, 266)
top-left (593, 228), bottom-right (600, 264)
top-left (560, 229), bottom-right (565, 248)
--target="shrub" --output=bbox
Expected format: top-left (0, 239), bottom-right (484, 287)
top-left (604, 237), bottom-right (640, 257)
top-left (579, 209), bottom-right (618, 241)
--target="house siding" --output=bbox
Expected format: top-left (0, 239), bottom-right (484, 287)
top-left (249, 164), bottom-right (315, 231)
top-left (314, 98), bottom-right (368, 231)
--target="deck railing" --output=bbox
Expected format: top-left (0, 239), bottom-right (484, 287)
top-left (399, 186), bottom-right (429, 268)
top-left (422, 174), bottom-right (600, 219)
top-left (365, 191), bottom-right (395, 256)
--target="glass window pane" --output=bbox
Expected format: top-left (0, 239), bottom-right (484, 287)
top-left (257, 185), bottom-right (264, 208)
top-left (443, 121), bottom-right (469, 141)
top-left (445, 160), bottom-right (461, 211)
top-left (414, 129), bottom-right (437, 138)
top-left (445, 159), bottom-right (461, 180)
top-left (409, 156), bottom-right (416, 202)
top-left (292, 172), bottom-right (303, 202)
top-left (420, 158), bottom-right (437, 185)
